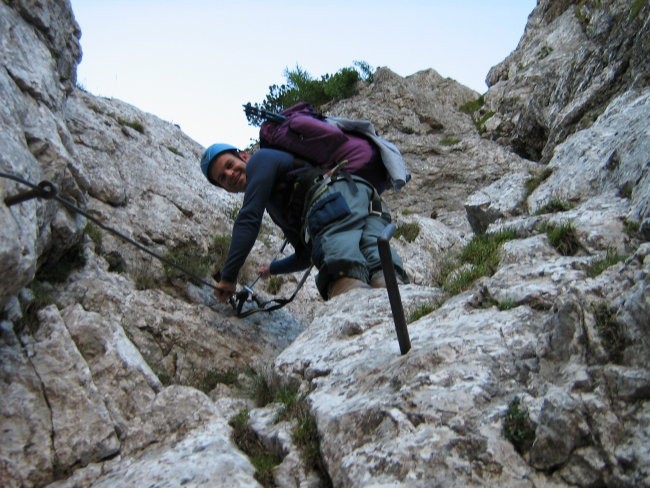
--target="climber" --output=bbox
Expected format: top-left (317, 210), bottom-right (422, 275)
top-left (199, 138), bottom-right (408, 305)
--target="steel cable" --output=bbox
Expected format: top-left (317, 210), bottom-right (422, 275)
top-left (1, 171), bottom-right (312, 316)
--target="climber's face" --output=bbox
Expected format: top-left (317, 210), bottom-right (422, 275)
top-left (210, 151), bottom-right (249, 193)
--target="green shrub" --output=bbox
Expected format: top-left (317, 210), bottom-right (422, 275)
top-left (475, 111), bottom-right (495, 133)
top-left (353, 60), bottom-right (374, 82)
top-left (209, 234), bottom-right (232, 269)
top-left (239, 370), bottom-right (331, 485)
top-left (163, 241), bottom-right (213, 281)
top-left (458, 96), bottom-right (495, 133)
top-left (619, 182), bottom-right (634, 199)
top-left (273, 382), bottom-right (328, 480)
top-left (443, 265), bottom-right (486, 295)
top-left (274, 384), bottom-right (302, 422)
top-left (132, 260), bottom-right (158, 290)
top-left (460, 229), bottom-right (518, 268)
top-left (291, 402), bottom-right (326, 476)
top-left (245, 62), bottom-right (374, 125)
top-left (105, 251), bottom-right (126, 273)
top-left (503, 397), bottom-right (536, 454)
top-left (322, 67), bottom-right (361, 101)
top-left (623, 219), bottom-right (640, 236)
top-left (537, 45), bottom-right (553, 59)
top-left (242, 369), bottom-right (275, 408)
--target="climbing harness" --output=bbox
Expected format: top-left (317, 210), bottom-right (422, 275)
top-left (1, 171), bottom-right (308, 317)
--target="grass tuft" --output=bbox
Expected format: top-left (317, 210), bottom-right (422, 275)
top-left (408, 303), bottom-right (438, 323)
top-left (16, 281), bottom-right (54, 335)
top-left (193, 368), bottom-right (240, 394)
top-left (534, 198), bottom-right (574, 215)
top-left (544, 222), bottom-right (581, 256)
top-left (165, 145), bottom-right (183, 156)
top-left (587, 249), bottom-right (626, 278)
top-left (503, 397), bottom-right (536, 454)
top-left (593, 303), bottom-right (628, 363)
top-left (442, 229), bottom-right (518, 294)
top-left (459, 95), bottom-right (485, 115)
top-left (631, 0), bottom-right (646, 19)
top-left (498, 298), bottom-right (518, 311)
top-left (85, 222), bottom-right (102, 251)
top-left (117, 117), bottom-right (145, 133)
top-left (394, 222), bottom-right (421, 243)
top-left (266, 276), bottom-right (283, 295)
top-left (440, 136), bottom-right (461, 146)
top-left (524, 168), bottom-right (553, 197)
top-left (238, 370), bottom-right (332, 486)
top-left (163, 234), bottom-right (231, 283)
top-left (229, 409), bottom-right (282, 487)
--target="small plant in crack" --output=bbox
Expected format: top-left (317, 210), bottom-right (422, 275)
top-left (236, 369), bottom-right (333, 486)
top-left (394, 222), bottom-right (421, 242)
top-left (587, 249), bottom-right (626, 278)
top-left (503, 397), bottom-right (536, 455)
top-left (542, 222), bottom-right (582, 256)
top-left (593, 302), bottom-right (628, 363)
top-left (229, 409), bottom-right (282, 487)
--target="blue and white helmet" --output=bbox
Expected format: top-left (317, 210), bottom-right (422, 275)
top-left (200, 143), bottom-right (239, 185)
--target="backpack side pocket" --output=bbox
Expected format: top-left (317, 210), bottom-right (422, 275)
top-left (307, 191), bottom-right (351, 237)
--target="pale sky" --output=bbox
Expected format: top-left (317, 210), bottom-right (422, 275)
top-left (70, 1), bottom-right (535, 149)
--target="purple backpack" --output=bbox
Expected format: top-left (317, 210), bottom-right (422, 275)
top-left (257, 102), bottom-right (411, 190)
top-left (259, 102), bottom-right (351, 167)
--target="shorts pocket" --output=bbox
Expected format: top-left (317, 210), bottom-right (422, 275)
top-left (307, 191), bottom-right (351, 237)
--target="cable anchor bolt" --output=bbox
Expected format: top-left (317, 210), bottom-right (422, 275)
top-left (4, 180), bottom-right (57, 206)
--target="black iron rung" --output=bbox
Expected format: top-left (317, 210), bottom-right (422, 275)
top-left (4, 180), bottom-right (56, 206)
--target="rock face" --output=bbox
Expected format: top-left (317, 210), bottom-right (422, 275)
top-left (483, 0), bottom-right (650, 163)
top-left (1, 1), bottom-right (648, 487)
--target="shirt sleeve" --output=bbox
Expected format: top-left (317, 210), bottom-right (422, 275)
top-left (220, 149), bottom-right (294, 283)
top-left (269, 251), bottom-right (312, 275)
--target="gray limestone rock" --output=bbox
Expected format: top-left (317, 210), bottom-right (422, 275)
top-left (0, 0), bottom-right (648, 486)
